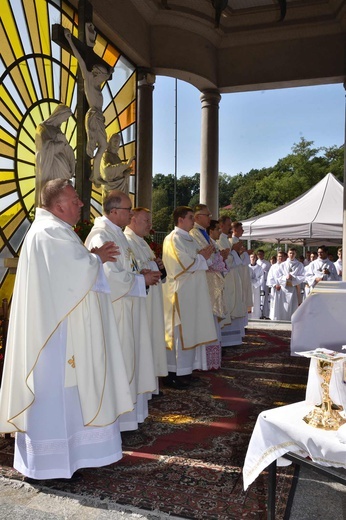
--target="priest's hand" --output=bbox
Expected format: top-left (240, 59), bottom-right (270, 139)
top-left (198, 245), bottom-right (214, 260)
top-left (91, 241), bottom-right (120, 263)
top-left (231, 241), bottom-right (243, 253)
top-left (220, 248), bottom-right (230, 261)
top-left (154, 257), bottom-right (165, 270)
top-left (141, 270), bottom-right (161, 286)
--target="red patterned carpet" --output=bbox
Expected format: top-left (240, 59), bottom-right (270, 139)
top-left (0, 329), bottom-right (309, 519)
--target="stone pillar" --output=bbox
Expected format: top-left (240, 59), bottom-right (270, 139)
top-left (136, 70), bottom-right (155, 209)
top-left (200, 89), bottom-right (221, 218)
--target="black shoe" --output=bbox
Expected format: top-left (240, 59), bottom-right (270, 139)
top-left (181, 374), bottom-right (201, 384)
top-left (152, 390), bottom-right (164, 398)
top-left (162, 376), bottom-right (189, 390)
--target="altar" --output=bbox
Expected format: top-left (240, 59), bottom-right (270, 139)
top-left (243, 350), bottom-right (346, 519)
top-left (291, 281), bottom-right (346, 355)
top-left (243, 400), bottom-right (346, 491)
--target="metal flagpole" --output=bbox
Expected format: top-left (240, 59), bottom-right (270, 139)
top-left (174, 78), bottom-right (178, 209)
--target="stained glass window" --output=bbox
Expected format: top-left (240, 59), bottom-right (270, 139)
top-left (0, 0), bottom-right (137, 302)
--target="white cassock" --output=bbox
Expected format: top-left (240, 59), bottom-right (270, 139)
top-left (334, 259), bottom-right (342, 280)
top-left (162, 227), bottom-right (217, 375)
top-left (305, 258), bottom-right (339, 289)
top-left (217, 234), bottom-right (243, 321)
top-left (277, 259), bottom-right (305, 320)
top-left (0, 208), bottom-right (133, 479)
top-left (256, 257), bottom-right (271, 318)
top-left (229, 237), bottom-right (253, 322)
top-left (217, 233), bottom-right (246, 346)
top-left (248, 263), bottom-right (264, 319)
top-left (85, 217), bottom-right (156, 431)
top-left (124, 226), bottom-right (168, 388)
top-left (267, 263), bottom-right (286, 320)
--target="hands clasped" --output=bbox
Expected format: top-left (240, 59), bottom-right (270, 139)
top-left (141, 269), bottom-right (161, 286)
top-left (198, 245), bottom-right (214, 260)
top-left (91, 241), bottom-right (120, 263)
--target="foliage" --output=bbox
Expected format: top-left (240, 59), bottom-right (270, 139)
top-left (143, 230), bottom-right (163, 257)
top-left (152, 207), bottom-right (173, 232)
top-left (74, 219), bottom-right (93, 242)
top-left (151, 137), bottom-right (344, 230)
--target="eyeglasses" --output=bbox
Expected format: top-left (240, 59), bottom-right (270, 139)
top-left (197, 213), bottom-right (212, 217)
top-left (114, 207), bottom-right (132, 211)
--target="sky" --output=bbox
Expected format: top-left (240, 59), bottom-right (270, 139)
top-left (153, 77), bottom-right (345, 178)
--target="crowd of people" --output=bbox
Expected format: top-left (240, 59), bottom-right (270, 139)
top-left (249, 243), bottom-right (342, 321)
top-left (0, 180), bottom-right (342, 481)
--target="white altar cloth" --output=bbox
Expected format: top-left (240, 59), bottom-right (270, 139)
top-left (291, 281), bottom-right (346, 355)
top-left (243, 400), bottom-right (346, 490)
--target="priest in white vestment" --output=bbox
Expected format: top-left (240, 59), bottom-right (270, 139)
top-left (256, 250), bottom-right (271, 319)
top-left (85, 190), bottom-right (160, 431)
top-left (266, 250), bottom-right (286, 320)
top-left (124, 208), bottom-right (168, 392)
top-left (162, 206), bottom-right (217, 388)
top-left (334, 247), bottom-right (342, 280)
top-left (229, 222), bottom-right (253, 320)
top-left (0, 179), bottom-right (133, 480)
top-left (190, 207), bottom-right (227, 370)
top-left (305, 245), bottom-right (338, 289)
top-left (217, 216), bottom-right (247, 345)
top-left (248, 253), bottom-right (264, 319)
top-left (277, 248), bottom-right (305, 320)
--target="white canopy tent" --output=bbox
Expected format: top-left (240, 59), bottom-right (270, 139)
top-left (241, 173), bottom-right (343, 246)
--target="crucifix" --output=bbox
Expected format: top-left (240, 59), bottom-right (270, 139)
top-left (52, 0), bottom-right (113, 220)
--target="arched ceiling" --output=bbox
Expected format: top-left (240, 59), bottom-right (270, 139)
top-left (74, 0), bottom-right (346, 91)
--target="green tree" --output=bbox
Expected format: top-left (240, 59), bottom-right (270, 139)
top-left (152, 206), bottom-right (173, 232)
top-left (152, 188), bottom-right (170, 214)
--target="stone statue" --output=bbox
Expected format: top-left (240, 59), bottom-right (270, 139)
top-left (100, 133), bottom-right (135, 196)
top-left (85, 23), bottom-right (96, 47)
top-left (64, 28), bottom-right (113, 187)
top-left (35, 104), bottom-right (75, 207)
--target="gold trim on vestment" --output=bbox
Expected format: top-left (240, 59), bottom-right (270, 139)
top-left (169, 233), bottom-right (197, 279)
top-left (175, 291), bottom-right (217, 350)
top-left (84, 293), bottom-right (108, 426)
top-left (6, 280), bottom-right (98, 432)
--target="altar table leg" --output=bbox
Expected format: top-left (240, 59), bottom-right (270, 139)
top-left (267, 460), bottom-right (277, 520)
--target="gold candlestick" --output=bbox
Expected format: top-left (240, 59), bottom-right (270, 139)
top-left (303, 359), bottom-right (346, 431)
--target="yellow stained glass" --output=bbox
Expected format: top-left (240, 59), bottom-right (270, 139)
top-left (36, 0), bottom-right (51, 56)
top-left (17, 163), bottom-right (35, 180)
top-left (0, 172), bottom-right (15, 182)
top-left (114, 75), bottom-right (136, 114)
top-left (1, 0), bottom-right (25, 60)
top-left (105, 120), bottom-right (121, 137)
top-left (103, 46), bottom-right (120, 67)
top-left (118, 102), bottom-right (136, 129)
top-left (0, 86), bottom-right (22, 123)
top-left (0, 0), bottom-right (137, 303)
top-left (0, 141), bottom-right (15, 159)
top-left (3, 212), bottom-right (26, 240)
top-left (0, 183), bottom-right (17, 197)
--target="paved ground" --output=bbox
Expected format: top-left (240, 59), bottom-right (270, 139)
top-left (1, 319), bottom-right (345, 519)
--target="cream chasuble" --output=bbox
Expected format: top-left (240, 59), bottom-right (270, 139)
top-left (230, 236), bottom-right (253, 310)
top-left (217, 233), bottom-right (244, 324)
top-left (85, 217), bottom-right (156, 401)
top-left (189, 225), bottom-right (226, 319)
top-left (0, 208), bottom-right (133, 434)
top-left (124, 227), bottom-right (168, 377)
top-left (162, 227), bottom-right (217, 351)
